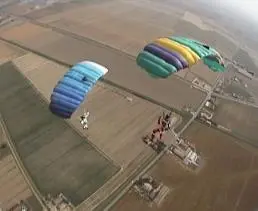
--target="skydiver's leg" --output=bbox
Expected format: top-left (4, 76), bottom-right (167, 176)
top-left (151, 128), bottom-right (159, 141)
top-left (83, 123), bottom-right (88, 129)
top-left (153, 128), bottom-right (163, 142)
top-left (158, 116), bottom-right (162, 125)
top-left (159, 128), bottom-right (165, 141)
top-left (158, 132), bottom-right (162, 141)
top-left (153, 128), bottom-right (160, 134)
top-left (150, 133), bottom-right (155, 142)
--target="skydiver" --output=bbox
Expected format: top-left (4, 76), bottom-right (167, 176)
top-left (158, 112), bottom-right (165, 125)
top-left (158, 111), bottom-right (172, 131)
top-left (151, 126), bottom-right (165, 142)
top-left (80, 111), bottom-right (90, 130)
top-left (162, 112), bottom-right (172, 131)
top-left (150, 111), bottom-right (173, 143)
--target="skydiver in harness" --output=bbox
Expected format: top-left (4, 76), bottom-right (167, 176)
top-left (160, 111), bottom-right (172, 131)
top-left (80, 110), bottom-right (90, 130)
top-left (151, 127), bottom-right (165, 142)
top-left (80, 76), bottom-right (90, 130)
top-left (150, 111), bottom-right (172, 142)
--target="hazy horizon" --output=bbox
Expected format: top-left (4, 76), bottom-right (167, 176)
top-left (199, 0), bottom-right (258, 22)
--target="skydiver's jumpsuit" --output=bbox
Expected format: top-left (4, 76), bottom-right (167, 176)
top-left (151, 127), bottom-right (165, 141)
top-left (151, 112), bottom-right (172, 141)
top-left (80, 112), bottom-right (90, 129)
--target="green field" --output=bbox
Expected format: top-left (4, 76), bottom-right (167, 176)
top-left (0, 62), bottom-right (119, 205)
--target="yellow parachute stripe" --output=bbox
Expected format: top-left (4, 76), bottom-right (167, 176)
top-left (155, 38), bottom-right (200, 65)
top-left (166, 38), bottom-right (201, 62)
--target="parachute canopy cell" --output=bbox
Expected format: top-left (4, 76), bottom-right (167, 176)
top-left (136, 36), bottom-right (225, 78)
top-left (49, 61), bottom-right (108, 118)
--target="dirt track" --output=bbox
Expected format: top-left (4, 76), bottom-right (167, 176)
top-left (113, 122), bottom-right (258, 211)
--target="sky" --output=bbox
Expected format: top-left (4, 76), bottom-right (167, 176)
top-left (218, 0), bottom-right (258, 22)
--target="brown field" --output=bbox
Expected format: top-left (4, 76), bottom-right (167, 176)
top-left (0, 21), bottom-right (206, 111)
top-left (223, 63), bottom-right (258, 104)
top-left (2, 0), bottom-right (236, 85)
top-left (113, 122), bottom-right (258, 211)
top-left (22, 0), bottom-right (238, 57)
top-left (213, 99), bottom-right (258, 146)
top-left (176, 61), bottom-right (220, 86)
top-left (0, 22), bottom-right (64, 49)
top-left (12, 52), bottom-right (174, 167)
top-left (29, 0), bottom-right (182, 55)
top-left (0, 61), bottom-right (118, 206)
top-left (0, 40), bottom-right (25, 65)
top-left (11, 52), bottom-right (184, 209)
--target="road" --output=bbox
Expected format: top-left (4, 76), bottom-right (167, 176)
top-left (103, 73), bottom-right (223, 211)
top-left (0, 13), bottom-right (223, 211)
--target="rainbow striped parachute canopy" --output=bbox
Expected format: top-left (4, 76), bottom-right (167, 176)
top-left (136, 36), bottom-right (225, 78)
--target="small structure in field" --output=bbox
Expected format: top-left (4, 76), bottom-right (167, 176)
top-left (44, 193), bottom-right (74, 211)
top-left (199, 108), bottom-right (214, 120)
top-left (133, 175), bottom-right (170, 207)
top-left (192, 78), bottom-right (212, 92)
top-left (6, 200), bottom-right (30, 211)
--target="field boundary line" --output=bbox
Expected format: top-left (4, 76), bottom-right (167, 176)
top-left (0, 37), bottom-right (187, 117)
top-left (0, 114), bottom-right (46, 209)
top-left (11, 61), bottom-right (120, 169)
top-left (76, 166), bottom-right (124, 210)
top-left (77, 152), bottom-right (155, 211)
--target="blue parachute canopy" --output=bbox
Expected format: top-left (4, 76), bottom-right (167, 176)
top-left (49, 61), bottom-right (108, 118)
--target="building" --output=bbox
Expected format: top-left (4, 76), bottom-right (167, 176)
top-left (184, 149), bottom-right (199, 166)
top-left (169, 137), bottom-right (201, 169)
top-left (200, 108), bottom-right (213, 120)
top-left (192, 78), bottom-right (212, 92)
top-left (205, 101), bottom-right (215, 110)
top-left (237, 68), bottom-right (254, 80)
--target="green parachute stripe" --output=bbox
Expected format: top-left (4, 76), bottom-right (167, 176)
top-left (172, 36), bottom-right (224, 72)
top-left (137, 51), bottom-right (177, 78)
top-left (203, 57), bottom-right (225, 72)
top-left (176, 36), bottom-right (214, 56)
top-left (169, 37), bottom-right (208, 58)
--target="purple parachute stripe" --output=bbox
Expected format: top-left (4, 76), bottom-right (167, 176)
top-left (144, 43), bottom-right (184, 71)
top-left (145, 43), bottom-right (189, 68)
